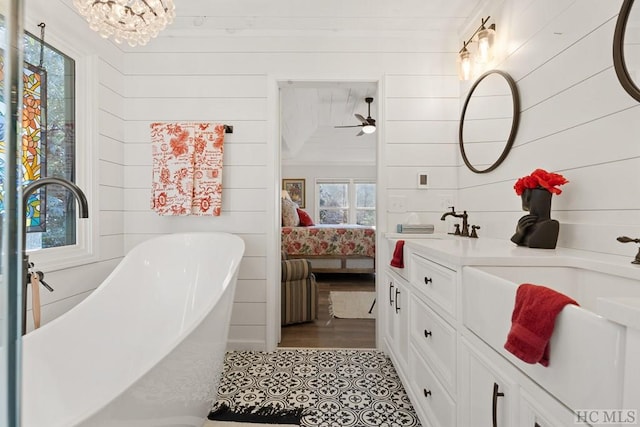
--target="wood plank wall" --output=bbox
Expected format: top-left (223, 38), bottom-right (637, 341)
top-left (457, 0), bottom-right (640, 257)
top-left (120, 26), bottom-right (460, 349)
top-left (21, 1), bottom-right (126, 331)
top-left (25, 0), bottom-right (640, 347)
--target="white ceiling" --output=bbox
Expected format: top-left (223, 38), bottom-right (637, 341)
top-left (161, 0), bottom-right (484, 165)
top-left (280, 82), bottom-right (378, 165)
top-left (164, 0), bottom-right (483, 38)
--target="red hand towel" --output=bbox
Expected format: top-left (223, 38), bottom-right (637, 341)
top-left (390, 240), bottom-right (405, 268)
top-left (504, 284), bottom-right (578, 367)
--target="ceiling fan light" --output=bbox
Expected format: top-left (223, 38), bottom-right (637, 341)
top-left (362, 124), bottom-right (376, 134)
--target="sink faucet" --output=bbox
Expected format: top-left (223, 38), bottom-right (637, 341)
top-left (617, 236), bottom-right (640, 265)
top-left (21, 177), bottom-right (89, 334)
top-left (440, 207), bottom-right (469, 237)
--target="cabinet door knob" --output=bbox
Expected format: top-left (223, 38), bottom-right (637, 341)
top-left (424, 329), bottom-right (432, 338)
top-left (492, 382), bottom-right (505, 427)
top-left (395, 289), bottom-right (401, 313)
top-left (424, 277), bottom-right (432, 285)
top-left (423, 388), bottom-right (431, 398)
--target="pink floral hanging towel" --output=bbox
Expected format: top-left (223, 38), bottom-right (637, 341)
top-left (150, 122), bottom-right (195, 216)
top-left (191, 123), bottom-right (225, 216)
top-left (150, 122), bottom-right (226, 216)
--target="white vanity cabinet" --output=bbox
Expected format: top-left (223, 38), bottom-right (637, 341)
top-left (383, 269), bottom-right (409, 369)
top-left (459, 335), bottom-right (517, 427)
top-left (380, 237), bottom-right (614, 427)
top-left (459, 332), bottom-right (587, 427)
top-left (406, 252), bottom-right (458, 427)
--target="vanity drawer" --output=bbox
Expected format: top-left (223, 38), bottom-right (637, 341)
top-left (410, 296), bottom-right (456, 393)
top-left (409, 346), bottom-right (455, 427)
top-left (409, 254), bottom-right (456, 317)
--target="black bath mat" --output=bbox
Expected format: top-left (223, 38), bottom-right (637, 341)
top-left (208, 403), bottom-right (303, 425)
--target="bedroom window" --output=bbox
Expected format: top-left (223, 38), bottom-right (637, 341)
top-left (317, 179), bottom-right (376, 226)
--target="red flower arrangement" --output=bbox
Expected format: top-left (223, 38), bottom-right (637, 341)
top-left (514, 169), bottom-right (568, 196)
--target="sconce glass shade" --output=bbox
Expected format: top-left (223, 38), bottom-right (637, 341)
top-left (458, 48), bottom-right (473, 81)
top-left (73, 0), bottom-right (176, 47)
top-left (362, 124), bottom-right (376, 134)
top-left (476, 24), bottom-right (496, 63)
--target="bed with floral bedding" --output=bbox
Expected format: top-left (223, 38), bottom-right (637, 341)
top-left (281, 224), bottom-right (375, 273)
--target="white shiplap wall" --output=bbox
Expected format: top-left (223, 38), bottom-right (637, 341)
top-left (121, 31), bottom-right (462, 348)
top-left (32, 0), bottom-right (639, 349)
top-left (385, 75), bottom-right (460, 232)
top-left (23, 1), bottom-right (125, 329)
top-left (457, 0), bottom-right (640, 258)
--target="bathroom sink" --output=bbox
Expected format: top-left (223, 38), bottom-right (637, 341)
top-left (462, 265), bottom-right (631, 413)
top-left (469, 265), bottom-right (640, 311)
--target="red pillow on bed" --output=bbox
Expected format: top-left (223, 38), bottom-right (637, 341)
top-left (296, 208), bottom-right (315, 226)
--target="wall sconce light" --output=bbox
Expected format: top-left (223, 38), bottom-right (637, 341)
top-left (458, 16), bottom-right (496, 80)
top-left (458, 43), bottom-right (473, 81)
top-left (477, 21), bottom-right (496, 63)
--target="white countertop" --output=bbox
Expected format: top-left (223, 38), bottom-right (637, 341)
top-left (401, 236), bottom-right (640, 282)
top-left (394, 235), bottom-right (640, 330)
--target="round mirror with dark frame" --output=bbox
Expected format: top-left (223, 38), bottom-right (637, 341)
top-left (459, 69), bottom-right (520, 174)
top-left (614, 0), bottom-right (640, 102)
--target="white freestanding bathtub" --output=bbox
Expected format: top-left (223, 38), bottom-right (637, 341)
top-left (21, 232), bottom-right (245, 427)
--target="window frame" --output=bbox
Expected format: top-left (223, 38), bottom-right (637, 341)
top-left (23, 25), bottom-right (98, 273)
top-left (315, 178), bottom-right (376, 225)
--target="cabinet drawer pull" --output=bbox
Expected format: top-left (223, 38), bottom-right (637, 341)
top-left (424, 329), bottom-right (432, 338)
top-left (389, 282), bottom-right (394, 306)
top-left (423, 388), bottom-right (431, 398)
top-left (424, 277), bottom-right (433, 285)
top-left (492, 382), bottom-right (505, 427)
top-left (395, 289), bottom-right (401, 313)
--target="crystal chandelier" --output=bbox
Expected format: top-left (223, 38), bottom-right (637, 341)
top-left (73, 0), bottom-right (175, 47)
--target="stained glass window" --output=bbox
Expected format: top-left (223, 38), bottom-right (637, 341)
top-left (0, 58), bottom-right (47, 232)
top-left (22, 62), bottom-right (47, 231)
top-left (0, 31), bottom-right (76, 249)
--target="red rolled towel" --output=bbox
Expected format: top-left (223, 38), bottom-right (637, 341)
top-left (390, 240), bottom-right (405, 268)
top-left (504, 284), bottom-right (578, 367)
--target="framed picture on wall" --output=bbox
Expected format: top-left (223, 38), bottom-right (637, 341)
top-left (282, 178), bottom-right (305, 208)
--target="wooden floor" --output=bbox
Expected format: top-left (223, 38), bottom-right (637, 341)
top-left (279, 273), bottom-right (376, 349)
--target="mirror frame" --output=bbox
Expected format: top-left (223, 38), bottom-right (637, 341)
top-left (613, 0), bottom-right (640, 102)
top-left (459, 69), bottom-right (521, 174)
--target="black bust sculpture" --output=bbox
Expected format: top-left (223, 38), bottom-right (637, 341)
top-left (511, 187), bottom-right (559, 249)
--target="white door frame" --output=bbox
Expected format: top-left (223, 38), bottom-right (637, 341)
top-left (266, 74), bottom-right (386, 351)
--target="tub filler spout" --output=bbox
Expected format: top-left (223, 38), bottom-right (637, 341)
top-left (21, 177), bottom-right (89, 334)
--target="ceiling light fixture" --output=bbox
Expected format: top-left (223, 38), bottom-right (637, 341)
top-left (458, 16), bottom-right (496, 80)
top-left (362, 124), bottom-right (376, 134)
top-left (73, 0), bottom-right (176, 47)
top-left (334, 97), bottom-right (376, 136)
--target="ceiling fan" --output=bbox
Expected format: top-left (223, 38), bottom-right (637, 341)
top-left (334, 97), bottom-right (376, 136)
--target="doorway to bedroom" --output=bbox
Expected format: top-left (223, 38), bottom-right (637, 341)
top-left (278, 80), bottom-right (378, 349)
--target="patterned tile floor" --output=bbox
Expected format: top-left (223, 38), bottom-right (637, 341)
top-left (212, 349), bottom-right (421, 427)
